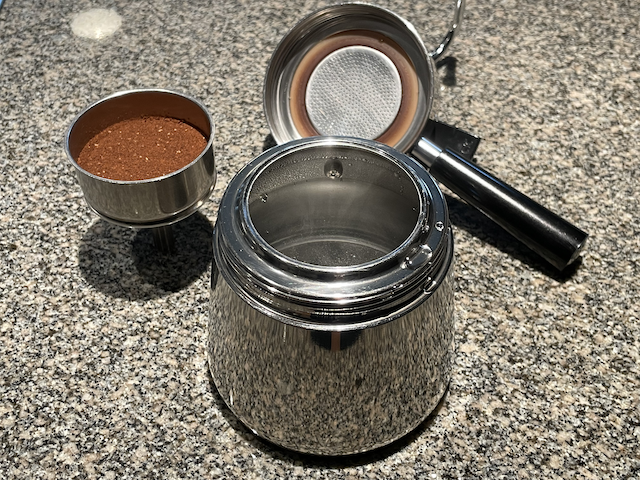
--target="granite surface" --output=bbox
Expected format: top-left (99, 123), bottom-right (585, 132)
top-left (1, 0), bottom-right (639, 478)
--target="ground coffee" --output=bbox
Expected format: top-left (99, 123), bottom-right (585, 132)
top-left (77, 116), bottom-right (207, 181)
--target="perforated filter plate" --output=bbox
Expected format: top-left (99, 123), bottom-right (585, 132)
top-left (305, 45), bottom-right (403, 139)
top-left (276, 18), bottom-right (432, 153)
top-left (264, 3), bottom-right (466, 154)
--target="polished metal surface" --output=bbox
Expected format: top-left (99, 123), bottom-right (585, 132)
top-left (264, 3), bottom-right (434, 154)
top-left (431, 0), bottom-right (466, 60)
top-left (412, 137), bottom-right (589, 270)
top-left (265, 3), bottom-right (587, 270)
top-left (209, 137), bottom-right (454, 455)
top-left (65, 89), bottom-right (216, 228)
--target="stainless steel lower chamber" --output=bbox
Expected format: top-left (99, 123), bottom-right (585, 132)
top-left (208, 137), bottom-right (454, 455)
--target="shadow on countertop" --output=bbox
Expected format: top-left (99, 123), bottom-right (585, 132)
top-left (78, 212), bottom-right (213, 299)
top-left (206, 370), bottom-right (448, 468)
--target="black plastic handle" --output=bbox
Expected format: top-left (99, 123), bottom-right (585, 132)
top-left (412, 137), bottom-right (588, 270)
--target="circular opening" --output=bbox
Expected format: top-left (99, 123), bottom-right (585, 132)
top-left (67, 90), bottom-right (213, 182)
top-left (247, 144), bottom-right (421, 267)
top-left (289, 30), bottom-right (420, 149)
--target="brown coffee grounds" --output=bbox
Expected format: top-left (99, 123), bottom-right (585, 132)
top-left (77, 116), bottom-right (207, 181)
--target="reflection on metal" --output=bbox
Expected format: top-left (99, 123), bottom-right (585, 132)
top-left (208, 137), bottom-right (455, 455)
top-left (65, 89), bottom-right (216, 228)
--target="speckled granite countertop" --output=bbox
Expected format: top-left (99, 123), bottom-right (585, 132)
top-left (1, 0), bottom-right (639, 478)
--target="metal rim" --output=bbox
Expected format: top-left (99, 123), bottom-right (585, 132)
top-left (242, 140), bottom-right (425, 276)
top-left (82, 181), bottom-right (217, 229)
top-left (264, 3), bottom-right (435, 154)
top-left (65, 88), bottom-right (216, 227)
top-left (65, 88), bottom-right (215, 185)
top-left (213, 136), bottom-right (452, 329)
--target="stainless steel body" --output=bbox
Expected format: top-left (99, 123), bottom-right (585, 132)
top-left (65, 89), bottom-right (216, 228)
top-left (209, 137), bottom-right (454, 455)
top-left (263, 3), bottom-right (587, 270)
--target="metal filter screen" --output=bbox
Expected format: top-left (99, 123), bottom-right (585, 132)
top-left (305, 46), bottom-right (403, 139)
